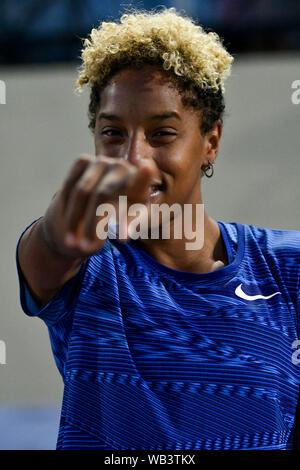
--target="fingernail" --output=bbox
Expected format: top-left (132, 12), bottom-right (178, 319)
top-left (65, 233), bottom-right (76, 246)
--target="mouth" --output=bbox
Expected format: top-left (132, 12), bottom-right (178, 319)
top-left (149, 182), bottom-right (165, 201)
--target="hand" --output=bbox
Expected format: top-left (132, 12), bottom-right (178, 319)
top-left (41, 155), bottom-right (154, 258)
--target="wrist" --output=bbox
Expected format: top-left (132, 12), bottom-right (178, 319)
top-left (39, 217), bottom-right (84, 262)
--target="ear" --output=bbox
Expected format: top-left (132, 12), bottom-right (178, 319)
top-left (204, 120), bottom-right (223, 163)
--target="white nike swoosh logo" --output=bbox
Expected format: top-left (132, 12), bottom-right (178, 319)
top-left (235, 283), bottom-right (281, 301)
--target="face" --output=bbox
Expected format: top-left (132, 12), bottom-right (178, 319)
top-left (94, 65), bottom-right (222, 209)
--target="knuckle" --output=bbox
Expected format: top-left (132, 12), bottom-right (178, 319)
top-left (70, 156), bottom-right (91, 171)
top-left (107, 162), bottom-right (126, 174)
top-left (92, 160), bottom-right (106, 172)
top-left (96, 185), bottom-right (113, 198)
top-left (114, 163), bottom-right (136, 180)
top-left (77, 154), bottom-right (92, 164)
top-left (73, 183), bottom-right (90, 198)
top-left (118, 160), bottom-right (133, 172)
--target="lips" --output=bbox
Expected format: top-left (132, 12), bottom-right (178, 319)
top-left (149, 181), bottom-right (165, 201)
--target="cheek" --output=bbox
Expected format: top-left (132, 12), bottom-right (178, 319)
top-left (164, 145), bottom-right (201, 175)
top-left (155, 140), bottom-right (192, 167)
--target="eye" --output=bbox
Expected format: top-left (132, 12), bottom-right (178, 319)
top-left (153, 131), bottom-right (177, 137)
top-left (101, 129), bottom-right (122, 137)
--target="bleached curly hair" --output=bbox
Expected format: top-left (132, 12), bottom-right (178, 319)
top-left (76, 7), bottom-right (234, 134)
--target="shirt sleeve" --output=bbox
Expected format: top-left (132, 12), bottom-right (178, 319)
top-left (16, 218), bottom-right (88, 327)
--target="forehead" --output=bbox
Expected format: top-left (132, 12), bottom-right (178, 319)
top-left (99, 66), bottom-right (183, 111)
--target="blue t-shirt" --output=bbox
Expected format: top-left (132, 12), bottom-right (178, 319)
top-left (16, 219), bottom-right (300, 450)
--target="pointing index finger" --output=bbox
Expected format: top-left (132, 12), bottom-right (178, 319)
top-left (126, 163), bottom-right (155, 203)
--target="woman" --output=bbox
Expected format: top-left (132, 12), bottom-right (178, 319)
top-left (16, 8), bottom-right (300, 450)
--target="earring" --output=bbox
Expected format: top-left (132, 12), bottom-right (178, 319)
top-left (202, 159), bottom-right (214, 178)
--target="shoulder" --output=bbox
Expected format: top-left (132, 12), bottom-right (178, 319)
top-left (236, 222), bottom-right (300, 267)
top-left (247, 223), bottom-right (299, 253)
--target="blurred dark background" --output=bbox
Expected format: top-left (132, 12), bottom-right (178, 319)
top-left (0, 0), bottom-right (300, 64)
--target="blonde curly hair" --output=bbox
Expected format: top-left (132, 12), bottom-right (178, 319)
top-left (75, 7), bottom-right (234, 134)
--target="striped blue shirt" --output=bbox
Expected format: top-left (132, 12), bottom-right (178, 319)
top-left (16, 220), bottom-right (300, 450)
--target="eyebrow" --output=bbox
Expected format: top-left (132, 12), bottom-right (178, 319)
top-left (98, 111), bottom-right (181, 121)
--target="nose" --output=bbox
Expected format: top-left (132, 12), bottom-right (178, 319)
top-left (124, 131), bottom-right (150, 166)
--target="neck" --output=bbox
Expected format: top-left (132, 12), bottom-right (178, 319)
top-left (132, 208), bottom-right (228, 274)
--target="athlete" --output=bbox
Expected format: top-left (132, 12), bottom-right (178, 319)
top-left (16, 8), bottom-right (300, 450)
